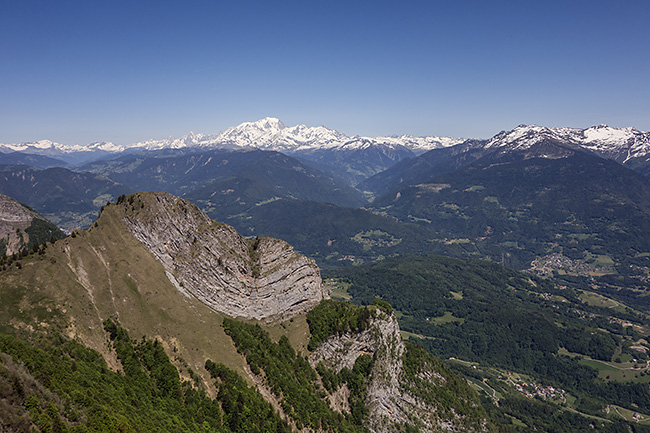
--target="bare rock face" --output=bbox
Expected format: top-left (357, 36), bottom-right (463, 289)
top-left (0, 193), bottom-right (59, 255)
top-left (309, 311), bottom-right (413, 429)
top-left (310, 309), bottom-right (485, 433)
top-left (116, 192), bottom-right (329, 321)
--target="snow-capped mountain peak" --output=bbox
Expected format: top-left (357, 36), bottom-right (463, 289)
top-left (85, 141), bottom-right (125, 152)
top-left (216, 117), bottom-right (287, 147)
top-left (482, 124), bottom-right (650, 163)
top-left (26, 139), bottom-right (58, 150)
top-left (258, 117), bottom-right (286, 130)
top-left (582, 125), bottom-right (637, 145)
top-left (0, 139), bottom-right (124, 155)
top-left (224, 117), bottom-right (286, 136)
top-left (485, 125), bottom-right (578, 150)
top-left (0, 118), bottom-right (464, 162)
top-left (10, 118), bottom-right (649, 168)
top-left (120, 118), bottom-right (465, 154)
top-left (0, 139), bottom-right (59, 152)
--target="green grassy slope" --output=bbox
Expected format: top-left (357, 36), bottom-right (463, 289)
top-left (0, 199), bottom-right (249, 384)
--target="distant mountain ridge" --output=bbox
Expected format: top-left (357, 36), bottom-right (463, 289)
top-left (5, 120), bottom-right (650, 187)
top-left (0, 152), bottom-right (67, 169)
top-left (80, 148), bottom-right (364, 205)
top-left (484, 124), bottom-right (650, 161)
top-left (362, 124), bottom-right (650, 195)
top-left (0, 117), bottom-right (465, 165)
top-left (0, 139), bottom-right (125, 165)
top-left (4, 120), bottom-right (649, 162)
top-left (0, 165), bottom-right (131, 232)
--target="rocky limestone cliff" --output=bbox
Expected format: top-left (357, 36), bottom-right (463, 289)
top-left (310, 309), bottom-right (487, 433)
top-left (309, 311), bottom-right (410, 427)
top-left (0, 193), bottom-right (63, 256)
top-left (113, 192), bottom-right (328, 321)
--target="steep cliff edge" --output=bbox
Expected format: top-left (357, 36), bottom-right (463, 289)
top-left (1, 191), bottom-right (488, 432)
top-left (309, 304), bottom-right (488, 433)
top-left (0, 193), bottom-right (65, 256)
top-left (0, 191), bottom-right (329, 394)
top-left (114, 192), bottom-right (328, 321)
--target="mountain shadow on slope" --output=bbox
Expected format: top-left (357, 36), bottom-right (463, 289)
top-left (221, 198), bottom-right (481, 268)
top-left (0, 153), bottom-right (67, 169)
top-left (371, 147), bottom-right (650, 270)
top-left (293, 141), bottom-right (417, 187)
top-left (185, 151), bottom-right (365, 211)
top-left (81, 148), bottom-right (366, 208)
top-left (359, 139), bottom-right (489, 196)
top-left (0, 165), bottom-right (131, 231)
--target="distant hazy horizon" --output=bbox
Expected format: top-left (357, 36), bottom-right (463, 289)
top-left (1, 0), bottom-right (648, 145)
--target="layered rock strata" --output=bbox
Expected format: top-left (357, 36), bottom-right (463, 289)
top-left (119, 192), bottom-right (328, 321)
top-left (0, 193), bottom-right (54, 255)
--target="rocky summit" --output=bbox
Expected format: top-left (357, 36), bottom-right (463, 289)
top-left (116, 191), bottom-right (329, 321)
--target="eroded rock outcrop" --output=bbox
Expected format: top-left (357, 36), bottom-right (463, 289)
top-left (310, 309), bottom-right (487, 433)
top-left (115, 192), bottom-right (329, 321)
top-left (309, 311), bottom-right (411, 427)
top-left (0, 193), bottom-right (64, 255)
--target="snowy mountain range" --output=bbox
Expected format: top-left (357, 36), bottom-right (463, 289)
top-left (2, 119), bottom-right (650, 172)
top-left (0, 139), bottom-right (124, 155)
top-left (485, 124), bottom-right (650, 163)
top-left (0, 118), bottom-right (464, 164)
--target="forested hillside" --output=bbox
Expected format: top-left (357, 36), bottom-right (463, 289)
top-left (328, 254), bottom-right (650, 432)
top-left (0, 297), bottom-right (492, 432)
top-left (0, 321), bottom-right (289, 432)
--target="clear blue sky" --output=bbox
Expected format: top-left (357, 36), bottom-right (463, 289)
top-left (1, 0), bottom-right (649, 144)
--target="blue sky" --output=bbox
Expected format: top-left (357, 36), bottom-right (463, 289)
top-left (1, 0), bottom-right (649, 144)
